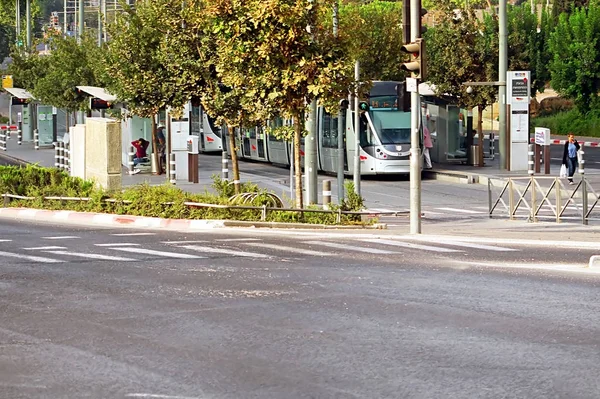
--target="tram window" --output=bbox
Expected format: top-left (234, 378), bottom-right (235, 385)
top-left (359, 113), bottom-right (374, 147)
top-left (205, 114), bottom-right (223, 138)
top-left (380, 128), bottom-right (411, 144)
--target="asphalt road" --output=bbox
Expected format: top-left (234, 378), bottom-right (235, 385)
top-left (1, 220), bottom-right (600, 398)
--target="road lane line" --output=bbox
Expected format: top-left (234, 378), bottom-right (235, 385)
top-left (95, 243), bottom-right (141, 247)
top-left (0, 250), bottom-right (63, 263)
top-left (180, 245), bottom-right (270, 258)
top-left (303, 241), bottom-right (398, 254)
top-left (44, 250), bottom-right (137, 262)
top-left (360, 239), bottom-right (461, 253)
top-left (214, 238), bottom-right (262, 242)
top-left (244, 242), bottom-right (333, 257)
top-left (41, 236), bottom-right (80, 240)
top-left (162, 241), bottom-right (207, 245)
top-left (23, 246), bottom-right (67, 250)
top-left (112, 247), bottom-right (205, 259)
top-left (429, 240), bottom-right (519, 252)
top-left (111, 232), bottom-right (156, 236)
top-left (0, 239), bottom-right (12, 243)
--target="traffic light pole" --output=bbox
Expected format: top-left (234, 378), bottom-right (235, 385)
top-left (409, 0), bottom-right (421, 234)
top-left (353, 60), bottom-right (361, 195)
top-left (26, 0), bottom-right (31, 49)
top-left (498, 0), bottom-right (508, 170)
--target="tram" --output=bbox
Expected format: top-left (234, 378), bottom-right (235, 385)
top-left (190, 103), bottom-right (224, 153)
top-left (227, 81), bottom-right (420, 175)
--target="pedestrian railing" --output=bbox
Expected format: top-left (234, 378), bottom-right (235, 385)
top-left (488, 176), bottom-right (600, 224)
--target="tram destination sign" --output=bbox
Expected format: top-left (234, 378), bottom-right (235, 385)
top-left (511, 77), bottom-right (528, 98)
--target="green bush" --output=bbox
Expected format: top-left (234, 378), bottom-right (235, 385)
top-left (532, 109), bottom-right (600, 138)
top-left (1, 166), bottom-right (370, 226)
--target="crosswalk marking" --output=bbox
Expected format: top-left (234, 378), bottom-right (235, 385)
top-left (435, 207), bottom-right (484, 214)
top-left (111, 233), bottom-right (156, 236)
top-left (95, 243), bottom-right (141, 247)
top-left (360, 239), bottom-right (461, 253)
top-left (244, 242), bottom-right (333, 257)
top-left (161, 241), bottom-right (207, 245)
top-left (180, 245), bottom-right (270, 258)
top-left (303, 241), bottom-right (398, 255)
top-left (0, 250), bottom-right (63, 263)
top-left (23, 246), bottom-right (67, 250)
top-left (425, 240), bottom-right (518, 252)
top-left (0, 239), bottom-right (12, 243)
top-left (42, 236), bottom-right (80, 240)
top-left (112, 247), bottom-right (205, 259)
top-left (44, 250), bottom-right (136, 262)
top-left (214, 238), bottom-right (262, 242)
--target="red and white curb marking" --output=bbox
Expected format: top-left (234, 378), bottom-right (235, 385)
top-left (529, 138), bottom-right (600, 147)
top-left (0, 208), bottom-right (225, 230)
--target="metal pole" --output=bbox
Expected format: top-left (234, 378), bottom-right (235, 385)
top-left (499, 0), bottom-right (508, 170)
top-left (64, 0), bottom-right (67, 36)
top-left (528, 144), bottom-right (536, 222)
top-left (580, 146), bottom-right (587, 225)
top-left (334, 2), bottom-right (344, 204)
top-left (305, 99), bottom-right (318, 205)
top-left (337, 103), bottom-right (345, 204)
top-left (16, 0), bottom-right (20, 41)
top-left (289, 141), bottom-right (294, 200)
top-left (353, 60), bottom-right (361, 195)
top-left (78, 0), bottom-right (84, 44)
top-left (409, 0), bottom-right (422, 234)
top-left (97, 0), bottom-right (102, 46)
top-left (128, 145), bottom-right (135, 174)
top-left (102, 0), bottom-right (107, 42)
top-left (26, 0), bottom-right (31, 49)
top-left (33, 128), bottom-right (39, 150)
top-left (169, 153), bottom-right (176, 184)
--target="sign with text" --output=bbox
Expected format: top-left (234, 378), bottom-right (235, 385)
top-left (507, 71), bottom-right (531, 171)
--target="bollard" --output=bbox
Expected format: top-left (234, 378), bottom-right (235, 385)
top-left (17, 128), bottom-right (22, 145)
top-left (34, 129), bottom-right (39, 150)
top-left (58, 142), bottom-right (65, 170)
top-left (527, 144), bottom-right (534, 176)
top-left (323, 180), bottom-right (332, 210)
top-left (169, 153), bottom-right (176, 184)
top-left (222, 150), bottom-right (229, 181)
top-left (580, 146), bottom-right (587, 225)
top-left (54, 142), bottom-right (60, 168)
top-left (0, 129), bottom-right (5, 151)
top-left (128, 145), bottom-right (136, 174)
top-left (489, 132), bottom-right (495, 160)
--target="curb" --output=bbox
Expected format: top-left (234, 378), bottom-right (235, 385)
top-left (0, 151), bottom-right (30, 166)
top-left (0, 207), bottom-right (387, 231)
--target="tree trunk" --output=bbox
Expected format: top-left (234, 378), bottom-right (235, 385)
top-left (478, 105), bottom-right (485, 167)
top-left (293, 114), bottom-right (303, 209)
top-left (228, 124), bottom-right (241, 194)
top-left (151, 116), bottom-right (161, 175)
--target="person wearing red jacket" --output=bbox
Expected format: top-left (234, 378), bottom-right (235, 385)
top-left (131, 138), bottom-right (149, 167)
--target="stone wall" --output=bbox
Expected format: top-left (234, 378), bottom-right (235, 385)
top-left (84, 117), bottom-right (122, 191)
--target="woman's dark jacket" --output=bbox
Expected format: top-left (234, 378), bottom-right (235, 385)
top-left (562, 140), bottom-right (580, 164)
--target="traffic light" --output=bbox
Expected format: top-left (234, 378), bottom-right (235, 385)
top-left (90, 97), bottom-right (113, 110)
top-left (401, 38), bottom-right (426, 81)
top-left (358, 101), bottom-right (370, 112)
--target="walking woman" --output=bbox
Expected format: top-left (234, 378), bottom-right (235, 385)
top-left (562, 133), bottom-right (580, 185)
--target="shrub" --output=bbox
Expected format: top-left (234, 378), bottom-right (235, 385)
top-left (532, 109), bottom-right (600, 138)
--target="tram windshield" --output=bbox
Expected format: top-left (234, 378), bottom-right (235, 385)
top-left (370, 110), bottom-right (411, 145)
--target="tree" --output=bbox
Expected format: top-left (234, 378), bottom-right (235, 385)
top-left (548, 3), bottom-right (600, 113)
top-left (337, 1), bottom-right (405, 81)
top-left (8, 33), bottom-right (104, 116)
top-left (104, 0), bottom-right (200, 175)
top-left (207, 0), bottom-right (354, 208)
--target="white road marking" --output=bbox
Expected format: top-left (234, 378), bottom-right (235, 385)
top-left (303, 241), bottom-right (398, 254)
top-left (110, 232), bottom-right (156, 236)
top-left (435, 207), bottom-right (484, 214)
top-left (95, 243), bottom-right (141, 247)
top-left (41, 236), bottom-right (80, 240)
top-left (214, 238), bottom-right (262, 242)
top-left (0, 250), bottom-right (63, 263)
top-left (244, 242), bottom-right (333, 257)
top-left (125, 394), bottom-right (201, 399)
top-left (23, 246), bottom-right (67, 250)
top-left (44, 250), bottom-right (136, 262)
top-left (0, 239), bottom-right (12, 242)
top-left (112, 247), bottom-right (205, 259)
top-left (180, 245), bottom-right (270, 258)
top-left (404, 235), bottom-right (600, 250)
top-left (162, 241), bottom-right (207, 245)
top-left (430, 240), bottom-right (518, 252)
top-left (360, 239), bottom-right (461, 253)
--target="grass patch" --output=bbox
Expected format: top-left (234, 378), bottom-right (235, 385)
top-left (532, 109), bottom-right (600, 138)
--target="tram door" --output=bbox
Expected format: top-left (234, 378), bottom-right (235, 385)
top-left (318, 108), bottom-right (345, 174)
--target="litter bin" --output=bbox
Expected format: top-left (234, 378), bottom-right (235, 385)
top-left (469, 145), bottom-right (480, 166)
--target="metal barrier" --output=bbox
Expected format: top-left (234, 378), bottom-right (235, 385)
top-left (488, 176), bottom-right (600, 224)
top-left (0, 128), bottom-right (6, 151)
top-left (169, 153), bottom-right (176, 184)
top-left (222, 151), bottom-right (229, 181)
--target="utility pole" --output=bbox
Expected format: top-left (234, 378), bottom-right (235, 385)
top-left (97, 0), bottom-right (103, 46)
top-left (63, 0), bottom-right (67, 37)
top-left (499, 0), bottom-right (507, 169)
top-left (353, 60), bottom-right (361, 195)
top-left (305, 99), bottom-right (318, 205)
top-left (15, 0), bottom-right (20, 41)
